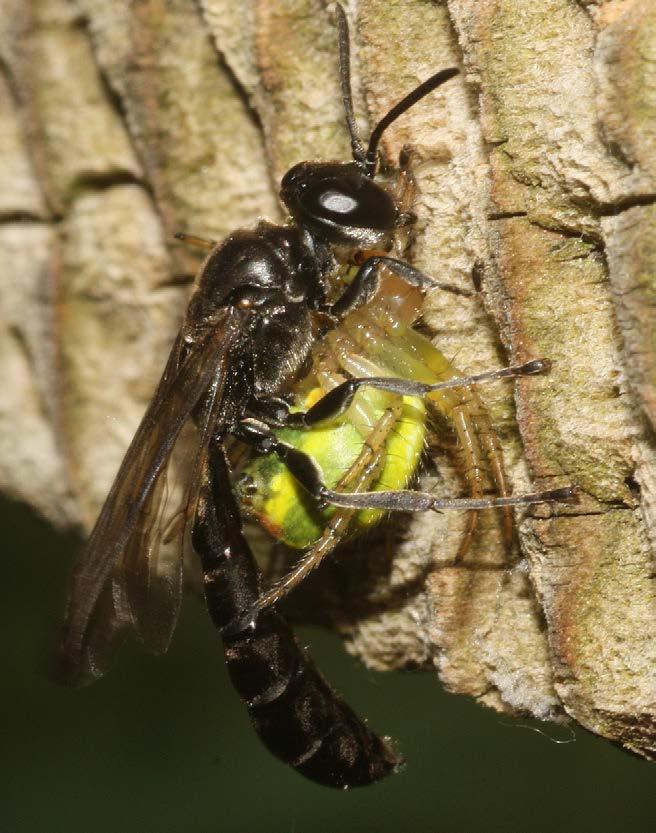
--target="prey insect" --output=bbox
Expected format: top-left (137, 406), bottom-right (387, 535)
top-left (59, 4), bottom-right (574, 789)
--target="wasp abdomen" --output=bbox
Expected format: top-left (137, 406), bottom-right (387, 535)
top-left (193, 445), bottom-right (400, 788)
top-left (225, 613), bottom-right (401, 788)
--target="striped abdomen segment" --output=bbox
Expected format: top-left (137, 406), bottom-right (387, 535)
top-left (191, 444), bottom-right (401, 788)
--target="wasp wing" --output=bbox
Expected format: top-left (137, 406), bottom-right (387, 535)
top-left (59, 308), bottom-right (242, 683)
top-left (121, 351), bottom-right (231, 658)
top-left (120, 450), bottom-right (184, 656)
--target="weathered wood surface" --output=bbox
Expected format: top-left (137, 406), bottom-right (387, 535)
top-left (1, 0), bottom-right (654, 758)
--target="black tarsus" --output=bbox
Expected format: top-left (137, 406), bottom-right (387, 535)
top-left (192, 443), bottom-right (402, 788)
top-left (330, 254), bottom-right (472, 319)
top-left (233, 352), bottom-right (565, 514)
top-left (274, 358), bottom-right (554, 429)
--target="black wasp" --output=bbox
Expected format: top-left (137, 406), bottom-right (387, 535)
top-left (59, 5), bottom-right (574, 788)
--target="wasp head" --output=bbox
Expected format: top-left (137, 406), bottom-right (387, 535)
top-left (280, 161), bottom-right (399, 248)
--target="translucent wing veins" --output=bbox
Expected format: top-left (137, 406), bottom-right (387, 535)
top-left (59, 308), bottom-right (242, 682)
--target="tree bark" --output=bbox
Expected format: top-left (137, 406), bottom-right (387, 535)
top-left (2, 0), bottom-right (655, 758)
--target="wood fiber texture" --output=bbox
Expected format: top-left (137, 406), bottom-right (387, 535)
top-left (2, 0), bottom-right (654, 758)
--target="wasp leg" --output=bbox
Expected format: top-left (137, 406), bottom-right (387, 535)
top-left (234, 417), bottom-right (334, 497)
top-left (248, 358), bottom-right (552, 558)
top-left (236, 414), bottom-right (574, 517)
top-left (270, 358), bottom-right (550, 429)
top-left (330, 254), bottom-right (473, 319)
top-left (192, 443), bottom-right (401, 788)
top-left (236, 410), bottom-right (575, 611)
top-left (320, 485), bottom-right (577, 512)
top-left (375, 256), bottom-right (474, 297)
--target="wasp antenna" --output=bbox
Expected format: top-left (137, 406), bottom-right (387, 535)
top-left (334, 3), bottom-right (367, 168)
top-left (365, 66), bottom-right (460, 177)
top-left (174, 232), bottom-right (216, 251)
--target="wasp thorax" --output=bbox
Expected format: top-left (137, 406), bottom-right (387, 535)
top-left (280, 161), bottom-right (398, 248)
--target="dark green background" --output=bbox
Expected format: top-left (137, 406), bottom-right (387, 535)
top-left (3, 496), bottom-right (654, 833)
